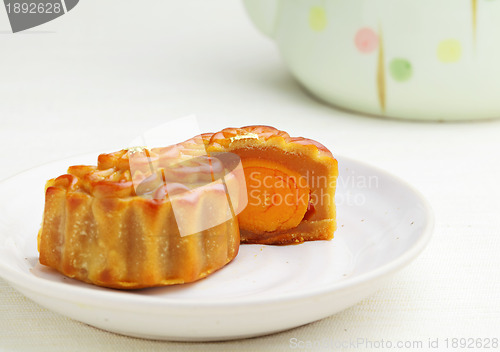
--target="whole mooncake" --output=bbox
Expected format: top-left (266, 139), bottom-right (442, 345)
top-left (38, 137), bottom-right (243, 289)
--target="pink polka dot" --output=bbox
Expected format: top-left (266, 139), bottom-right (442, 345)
top-left (355, 27), bottom-right (378, 53)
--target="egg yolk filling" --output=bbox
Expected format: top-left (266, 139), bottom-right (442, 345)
top-left (237, 158), bottom-right (310, 234)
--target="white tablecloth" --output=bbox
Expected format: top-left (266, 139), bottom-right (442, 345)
top-left (1, 1), bottom-right (499, 351)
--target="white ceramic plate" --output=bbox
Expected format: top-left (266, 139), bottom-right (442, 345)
top-left (0, 153), bottom-right (433, 341)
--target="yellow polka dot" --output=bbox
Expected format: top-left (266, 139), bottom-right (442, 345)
top-left (309, 6), bottom-right (327, 32)
top-left (437, 39), bottom-right (462, 63)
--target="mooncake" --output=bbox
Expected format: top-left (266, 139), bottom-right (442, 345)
top-left (38, 125), bottom-right (338, 289)
top-left (38, 139), bottom-right (241, 289)
top-left (206, 125), bottom-right (338, 245)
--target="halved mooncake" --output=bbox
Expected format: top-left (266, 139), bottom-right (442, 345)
top-left (206, 125), bottom-right (338, 245)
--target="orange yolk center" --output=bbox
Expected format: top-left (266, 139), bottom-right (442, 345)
top-left (237, 158), bottom-right (310, 234)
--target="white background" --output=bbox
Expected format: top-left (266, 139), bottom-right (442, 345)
top-left (1, 0), bottom-right (499, 351)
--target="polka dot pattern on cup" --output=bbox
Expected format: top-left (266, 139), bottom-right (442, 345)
top-left (354, 27), bottom-right (378, 53)
top-left (389, 59), bottom-right (413, 82)
top-left (309, 6), bottom-right (327, 32)
top-left (437, 39), bottom-right (462, 63)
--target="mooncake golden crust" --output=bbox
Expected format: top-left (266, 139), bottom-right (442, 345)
top-left (38, 139), bottom-right (240, 289)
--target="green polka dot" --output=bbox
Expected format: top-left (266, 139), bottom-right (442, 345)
top-left (309, 6), bottom-right (327, 32)
top-left (437, 39), bottom-right (462, 63)
top-left (389, 58), bottom-right (413, 82)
